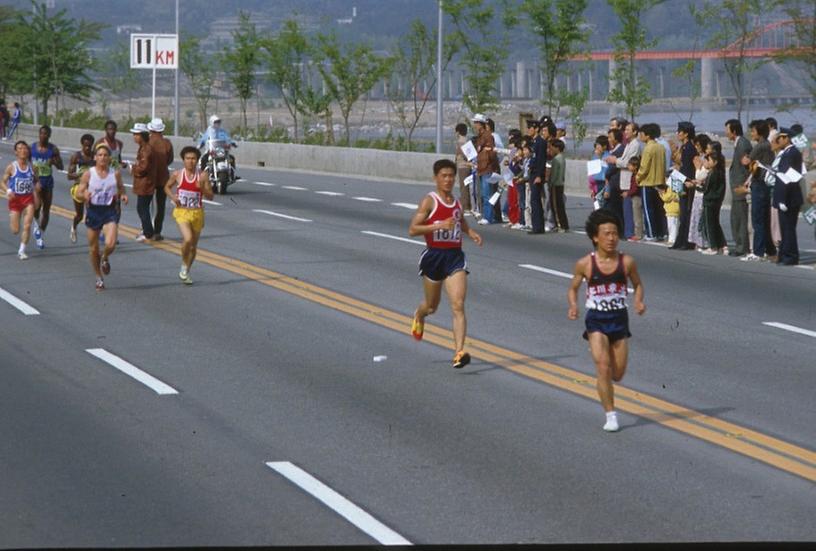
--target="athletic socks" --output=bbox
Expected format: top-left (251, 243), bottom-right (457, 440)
top-left (603, 411), bottom-right (620, 432)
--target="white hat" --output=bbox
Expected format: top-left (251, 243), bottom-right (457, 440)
top-left (209, 114), bottom-right (221, 125)
top-left (471, 113), bottom-right (488, 124)
top-left (147, 117), bottom-right (165, 132)
top-left (129, 123), bottom-right (149, 134)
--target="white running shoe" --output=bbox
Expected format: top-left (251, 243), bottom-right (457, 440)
top-left (36, 237), bottom-right (44, 249)
top-left (17, 251), bottom-right (28, 260)
top-left (136, 233), bottom-right (147, 242)
top-left (179, 265), bottom-right (189, 281)
top-left (603, 412), bottom-right (620, 432)
top-left (740, 253), bottom-right (761, 262)
top-left (477, 218), bottom-right (489, 225)
top-left (70, 227), bottom-right (77, 243)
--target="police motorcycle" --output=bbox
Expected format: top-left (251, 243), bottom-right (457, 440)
top-left (198, 115), bottom-right (238, 194)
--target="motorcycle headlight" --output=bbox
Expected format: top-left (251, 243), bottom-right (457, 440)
top-left (215, 147), bottom-right (226, 156)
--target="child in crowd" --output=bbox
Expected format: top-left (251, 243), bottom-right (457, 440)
top-left (588, 136), bottom-right (610, 199)
top-left (658, 182), bottom-right (680, 246)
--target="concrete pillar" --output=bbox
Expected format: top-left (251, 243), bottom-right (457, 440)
top-left (715, 70), bottom-right (722, 99)
top-left (510, 70), bottom-right (517, 98)
top-left (539, 69), bottom-right (545, 101)
top-left (461, 71), bottom-right (467, 96)
top-left (588, 69), bottom-right (594, 101)
top-left (577, 71), bottom-right (582, 94)
top-left (608, 59), bottom-right (618, 97)
top-left (516, 61), bottom-right (528, 99)
top-left (701, 57), bottom-right (714, 99)
top-left (659, 67), bottom-right (665, 98)
top-left (446, 71), bottom-right (453, 100)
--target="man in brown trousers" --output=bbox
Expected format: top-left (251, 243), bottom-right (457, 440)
top-left (148, 118), bottom-right (174, 241)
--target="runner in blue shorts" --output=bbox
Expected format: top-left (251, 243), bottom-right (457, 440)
top-left (31, 125), bottom-right (63, 249)
top-left (568, 209), bottom-right (645, 432)
top-left (76, 144), bottom-right (128, 290)
top-left (409, 159), bottom-right (482, 369)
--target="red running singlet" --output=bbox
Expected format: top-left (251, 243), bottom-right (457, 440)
top-left (176, 169), bottom-right (203, 209)
top-left (423, 192), bottom-right (463, 249)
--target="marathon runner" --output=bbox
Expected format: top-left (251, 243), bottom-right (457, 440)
top-left (31, 125), bottom-right (63, 249)
top-left (96, 120), bottom-right (124, 169)
top-left (164, 146), bottom-right (214, 285)
top-left (75, 144), bottom-right (128, 290)
top-left (409, 159), bottom-right (482, 369)
top-left (568, 210), bottom-right (645, 432)
top-left (67, 134), bottom-right (96, 243)
top-left (1, 141), bottom-right (40, 259)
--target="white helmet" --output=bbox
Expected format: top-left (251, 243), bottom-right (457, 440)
top-left (209, 114), bottom-right (221, 125)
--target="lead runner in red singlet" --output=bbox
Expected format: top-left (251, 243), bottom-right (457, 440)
top-left (164, 146), bottom-right (214, 285)
top-left (568, 210), bottom-right (645, 432)
top-left (409, 159), bottom-right (482, 369)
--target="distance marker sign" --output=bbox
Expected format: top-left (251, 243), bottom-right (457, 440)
top-left (130, 34), bottom-right (178, 69)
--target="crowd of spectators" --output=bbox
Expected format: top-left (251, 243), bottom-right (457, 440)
top-left (454, 113), bottom-right (816, 266)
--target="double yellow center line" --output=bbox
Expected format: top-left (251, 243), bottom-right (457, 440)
top-left (43, 203), bottom-right (816, 482)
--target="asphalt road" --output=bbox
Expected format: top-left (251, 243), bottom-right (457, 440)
top-left (1, 142), bottom-right (814, 546)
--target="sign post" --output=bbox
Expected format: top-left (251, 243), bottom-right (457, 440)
top-left (130, 33), bottom-right (179, 120)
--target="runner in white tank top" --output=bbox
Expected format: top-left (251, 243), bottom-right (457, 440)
top-left (76, 143), bottom-right (129, 290)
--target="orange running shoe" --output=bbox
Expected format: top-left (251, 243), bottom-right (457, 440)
top-left (452, 351), bottom-right (471, 369)
top-left (411, 312), bottom-right (424, 341)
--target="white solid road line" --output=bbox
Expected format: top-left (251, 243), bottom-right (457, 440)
top-left (361, 230), bottom-right (424, 246)
top-left (391, 202), bottom-right (418, 209)
top-left (266, 461), bottom-right (411, 546)
top-left (762, 322), bottom-right (816, 339)
top-left (315, 191), bottom-right (345, 196)
top-left (253, 209), bottom-right (312, 223)
top-left (519, 263), bottom-right (634, 292)
top-left (353, 196), bottom-right (382, 202)
top-left (282, 185), bottom-right (308, 191)
top-left (250, 181), bottom-right (277, 187)
top-left (202, 199), bottom-right (222, 206)
top-left (85, 348), bottom-right (179, 395)
top-left (0, 286), bottom-right (40, 315)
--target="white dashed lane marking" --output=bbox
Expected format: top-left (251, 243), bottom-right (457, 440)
top-left (353, 197), bottom-right (382, 202)
top-left (314, 191), bottom-right (345, 196)
top-left (361, 230), bottom-right (424, 246)
top-left (762, 322), bottom-right (816, 339)
top-left (391, 202), bottom-right (418, 209)
top-left (253, 209), bottom-right (312, 223)
top-left (282, 185), bottom-right (308, 191)
top-left (266, 461), bottom-right (412, 546)
top-left (86, 348), bottom-right (178, 395)
top-left (0, 286), bottom-right (40, 315)
top-left (519, 263), bottom-right (634, 292)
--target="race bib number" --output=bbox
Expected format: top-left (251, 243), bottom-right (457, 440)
top-left (589, 297), bottom-right (627, 312)
top-left (14, 177), bottom-right (33, 195)
top-left (178, 189), bottom-right (202, 209)
top-left (433, 224), bottom-right (461, 242)
top-left (90, 189), bottom-right (114, 206)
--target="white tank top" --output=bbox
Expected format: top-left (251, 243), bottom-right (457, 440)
top-left (88, 167), bottom-right (118, 206)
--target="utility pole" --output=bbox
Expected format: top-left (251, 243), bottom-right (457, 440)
top-left (174, 0), bottom-right (180, 136)
top-left (435, 0), bottom-right (443, 154)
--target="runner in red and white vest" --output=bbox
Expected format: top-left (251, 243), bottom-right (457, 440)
top-left (1, 140), bottom-right (40, 260)
top-left (409, 159), bottom-right (482, 369)
top-left (164, 146), bottom-right (214, 285)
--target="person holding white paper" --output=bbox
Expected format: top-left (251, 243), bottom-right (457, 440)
top-left (771, 128), bottom-right (805, 265)
top-left (472, 113), bottom-right (499, 225)
top-left (454, 123), bottom-right (473, 213)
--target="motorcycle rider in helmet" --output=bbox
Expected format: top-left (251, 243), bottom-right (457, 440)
top-left (198, 115), bottom-right (237, 175)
